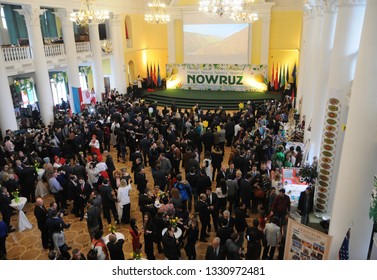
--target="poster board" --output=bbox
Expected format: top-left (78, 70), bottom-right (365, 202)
top-left (284, 218), bottom-right (332, 260)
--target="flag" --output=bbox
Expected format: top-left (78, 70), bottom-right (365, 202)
top-left (339, 228), bottom-right (350, 260)
top-left (153, 63), bottom-right (157, 86)
top-left (274, 63), bottom-right (279, 90)
top-left (286, 64), bottom-right (289, 84)
top-left (270, 63), bottom-right (274, 88)
top-left (150, 64), bottom-right (154, 86)
top-left (292, 63), bottom-right (297, 83)
top-left (280, 63), bottom-right (285, 89)
top-left (291, 87), bottom-right (295, 106)
top-left (157, 63), bottom-right (161, 87)
top-left (147, 62), bottom-right (150, 86)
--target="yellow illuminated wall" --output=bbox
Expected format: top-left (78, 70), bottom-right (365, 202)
top-left (268, 11), bottom-right (302, 83)
top-left (174, 19), bottom-right (184, 64)
top-left (123, 14), bottom-right (168, 80)
top-left (251, 20), bottom-right (262, 65)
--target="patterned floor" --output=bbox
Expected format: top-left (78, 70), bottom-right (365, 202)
top-left (5, 145), bottom-right (256, 260)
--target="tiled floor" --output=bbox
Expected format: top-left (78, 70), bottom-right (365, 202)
top-left (4, 145), bottom-right (257, 260)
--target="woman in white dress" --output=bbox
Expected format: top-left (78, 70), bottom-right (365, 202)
top-left (202, 151), bottom-right (212, 182)
top-left (117, 178), bottom-right (131, 224)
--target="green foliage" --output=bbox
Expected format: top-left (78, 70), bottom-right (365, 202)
top-left (297, 164), bottom-right (318, 184)
top-left (369, 176), bottom-right (377, 226)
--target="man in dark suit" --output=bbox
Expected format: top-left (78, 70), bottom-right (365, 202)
top-left (206, 187), bottom-right (219, 233)
top-left (216, 164), bottom-right (227, 183)
top-left (34, 197), bottom-right (49, 249)
top-left (76, 177), bottom-right (92, 220)
top-left (226, 162), bottom-right (236, 180)
top-left (135, 166), bottom-right (148, 195)
top-left (205, 237), bottom-right (225, 260)
top-left (298, 186), bottom-right (314, 225)
top-left (0, 187), bottom-right (15, 232)
top-left (99, 178), bottom-right (119, 225)
top-left (197, 168), bottom-right (212, 195)
top-left (196, 193), bottom-right (210, 242)
top-left (106, 233), bottom-right (125, 260)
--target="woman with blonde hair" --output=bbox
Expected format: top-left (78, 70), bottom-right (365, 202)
top-left (117, 179), bottom-right (131, 224)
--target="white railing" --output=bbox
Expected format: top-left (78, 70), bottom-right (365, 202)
top-left (76, 42), bottom-right (91, 53)
top-left (1, 46), bottom-right (32, 62)
top-left (44, 44), bottom-right (65, 57)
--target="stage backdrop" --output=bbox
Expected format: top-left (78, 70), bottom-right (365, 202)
top-left (284, 218), bottom-right (333, 260)
top-left (166, 64), bottom-right (268, 92)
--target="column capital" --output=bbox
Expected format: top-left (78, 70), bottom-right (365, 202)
top-left (338, 0), bottom-right (366, 6)
top-left (15, 7), bottom-right (44, 27)
top-left (323, 0), bottom-right (338, 13)
top-left (109, 13), bottom-right (123, 26)
top-left (53, 9), bottom-right (74, 27)
top-left (258, 13), bottom-right (271, 22)
top-left (303, 4), bottom-right (315, 19)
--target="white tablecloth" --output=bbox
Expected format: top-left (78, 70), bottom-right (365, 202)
top-left (162, 227), bottom-right (182, 239)
top-left (104, 232), bottom-right (125, 244)
top-left (35, 169), bottom-right (49, 198)
top-left (10, 197), bottom-right (32, 232)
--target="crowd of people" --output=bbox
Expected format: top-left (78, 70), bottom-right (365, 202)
top-left (0, 91), bottom-right (314, 260)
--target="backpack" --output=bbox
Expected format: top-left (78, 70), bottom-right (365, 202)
top-left (87, 242), bottom-right (99, 260)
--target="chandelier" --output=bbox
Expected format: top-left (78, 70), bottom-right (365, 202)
top-left (199, 0), bottom-right (244, 18)
top-left (70, 0), bottom-right (110, 26)
top-left (199, 0), bottom-right (258, 22)
top-left (144, 0), bottom-right (170, 24)
top-left (230, 0), bottom-right (259, 22)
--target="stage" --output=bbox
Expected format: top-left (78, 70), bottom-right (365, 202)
top-left (142, 89), bottom-right (281, 111)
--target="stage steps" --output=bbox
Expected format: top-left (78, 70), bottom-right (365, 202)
top-left (142, 92), bottom-right (280, 111)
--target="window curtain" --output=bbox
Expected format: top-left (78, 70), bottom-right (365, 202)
top-left (3, 4), bottom-right (27, 45)
top-left (40, 8), bottom-right (58, 38)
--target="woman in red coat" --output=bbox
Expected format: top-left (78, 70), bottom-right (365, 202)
top-left (129, 218), bottom-right (142, 252)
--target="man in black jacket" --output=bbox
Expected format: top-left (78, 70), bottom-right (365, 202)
top-left (106, 233), bottom-right (125, 260)
top-left (34, 198), bottom-right (49, 248)
top-left (206, 187), bottom-right (219, 233)
top-left (196, 193), bottom-right (210, 242)
top-left (0, 187), bottom-right (15, 233)
top-left (205, 237), bottom-right (225, 260)
top-left (99, 178), bottom-right (119, 225)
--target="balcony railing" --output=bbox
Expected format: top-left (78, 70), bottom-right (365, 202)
top-left (76, 42), bottom-right (91, 53)
top-left (44, 44), bottom-right (65, 57)
top-left (2, 46), bottom-right (32, 62)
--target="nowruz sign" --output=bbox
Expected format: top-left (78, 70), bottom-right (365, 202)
top-left (166, 64), bottom-right (268, 92)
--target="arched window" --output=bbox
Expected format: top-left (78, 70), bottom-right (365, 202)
top-left (125, 15), bottom-right (132, 48)
top-left (128, 60), bottom-right (135, 85)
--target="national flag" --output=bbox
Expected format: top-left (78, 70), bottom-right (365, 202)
top-left (157, 63), bottom-right (161, 87)
top-left (292, 63), bottom-right (297, 83)
top-left (339, 228), bottom-right (350, 260)
top-left (280, 63), bottom-right (285, 89)
top-left (153, 63), bottom-right (157, 86)
top-left (286, 64), bottom-right (289, 84)
top-left (147, 62), bottom-right (150, 86)
top-left (150, 64), bottom-right (154, 86)
top-left (274, 63), bottom-right (279, 90)
top-left (270, 63), bottom-right (274, 88)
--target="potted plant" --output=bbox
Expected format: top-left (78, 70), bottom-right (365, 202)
top-left (297, 164), bottom-right (318, 185)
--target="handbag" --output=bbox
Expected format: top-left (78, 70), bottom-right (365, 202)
top-left (87, 241), bottom-right (99, 260)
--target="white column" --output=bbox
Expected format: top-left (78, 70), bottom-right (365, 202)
top-left (308, 0), bottom-right (338, 161)
top-left (17, 6), bottom-right (54, 125)
top-left (295, 4), bottom-right (315, 112)
top-left (109, 13), bottom-right (127, 94)
top-left (89, 23), bottom-right (104, 102)
top-left (329, 0), bottom-right (376, 260)
top-left (0, 53), bottom-right (18, 135)
top-left (260, 14), bottom-right (271, 65)
top-left (248, 21), bottom-right (253, 64)
top-left (314, 0), bottom-right (365, 214)
top-left (302, 3), bottom-right (324, 144)
top-left (55, 9), bottom-right (81, 113)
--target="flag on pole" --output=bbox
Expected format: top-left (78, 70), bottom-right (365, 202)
top-left (292, 63), bottom-right (297, 83)
top-left (291, 87), bottom-right (295, 106)
top-left (149, 64), bottom-right (153, 87)
top-left (286, 64), bottom-right (289, 84)
top-left (153, 63), bottom-right (157, 86)
top-left (339, 228), bottom-right (350, 260)
top-left (280, 63), bottom-right (285, 89)
top-left (147, 62), bottom-right (150, 86)
top-left (157, 63), bottom-right (161, 87)
top-left (274, 63), bottom-right (279, 90)
top-left (271, 63), bottom-right (274, 88)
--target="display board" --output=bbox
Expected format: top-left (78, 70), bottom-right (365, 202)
top-left (284, 218), bottom-right (332, 260)
top-left (166, 64), bottom-right (268, 92)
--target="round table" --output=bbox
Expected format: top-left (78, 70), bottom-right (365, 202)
top-left (35, 169), bottom-right (49, 198)
top-left (9, 197), bottom-right (32, 232)
top-left (103, 232), bottom-right (125, 244)
top-left (162, 227), bottom-right (182, 239)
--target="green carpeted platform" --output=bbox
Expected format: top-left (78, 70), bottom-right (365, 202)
top-left (142, 89), bottom-right (281, 110)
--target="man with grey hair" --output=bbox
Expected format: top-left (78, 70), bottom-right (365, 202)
top-left (205, 237), bottom-right (225, 260)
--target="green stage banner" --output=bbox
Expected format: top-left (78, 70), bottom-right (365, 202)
top-left (166, 64), bottom-right (268, 92)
